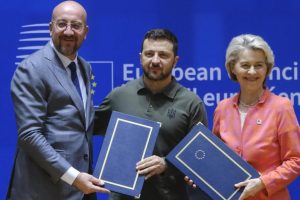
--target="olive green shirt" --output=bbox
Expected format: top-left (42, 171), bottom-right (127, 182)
top-left (95, 76), bottom-right (208, 200)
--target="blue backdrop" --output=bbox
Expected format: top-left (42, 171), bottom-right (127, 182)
top-left (1, 0), bottom-right (299, 199)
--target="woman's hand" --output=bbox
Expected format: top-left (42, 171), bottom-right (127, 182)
top-left (235, 178), bottom-right (265, 200)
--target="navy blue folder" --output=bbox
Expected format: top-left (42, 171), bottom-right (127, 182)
top-left (166, 123), bottom-right (259, 200)
top-left (93, 111), bottom-right (161, 197)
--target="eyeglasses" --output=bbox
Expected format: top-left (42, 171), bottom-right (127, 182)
top-left (52, 20), bottom-right (86, 32)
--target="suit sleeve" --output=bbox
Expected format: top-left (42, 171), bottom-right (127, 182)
top-left (260, 100), bottom-right (300, 196)
top-left (212, 105), bottom-right (221, 137)
top-left (11, 61), bottom-right (71, 183)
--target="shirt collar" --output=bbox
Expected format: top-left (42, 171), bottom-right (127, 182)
top-left (50, 40), bottom-right (78, 68)
top-left (137, 76), bottom-right (180, 100)
top-left (233, 89), bottom-right (271, 106)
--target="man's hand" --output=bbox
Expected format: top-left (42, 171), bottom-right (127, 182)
top-left (136, 155), bottom-right (167, 180)
top-left (235, 178), bottom-right (265, 200)
top-left (73, 172), bottom-right (110, 194)
top-left (184, 176), bottom-right (197, 188)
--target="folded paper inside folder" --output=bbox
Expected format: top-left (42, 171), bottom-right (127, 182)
top-left (93, 111), bottom-right (161, 197)
top-left (166, 123), bottom-right (259, 200)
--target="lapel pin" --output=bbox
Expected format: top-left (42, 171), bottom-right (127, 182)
top-left (256, 119), bottom-right (262, 125)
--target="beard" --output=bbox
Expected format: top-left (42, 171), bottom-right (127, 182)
top-left (57, 43), bottom-right (77, 57)
top-left (142, 65), bottom-right (173, 81)
top-left (56, 36), bottom-right (79, 57)
top-left (144, 71), bottom-right (166, 81)
top-left (143, 65), bottom-right (173, 81)
top-left (58, 45), bottom-right (77, 56)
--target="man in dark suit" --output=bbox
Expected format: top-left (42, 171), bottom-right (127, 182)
top-left (7, 1), bottom-right (109, 199)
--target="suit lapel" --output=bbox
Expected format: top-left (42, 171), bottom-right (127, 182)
top-left (43, 43), bottom-right (86, 127)
top-left (78, 58), bottom-right (94, 129)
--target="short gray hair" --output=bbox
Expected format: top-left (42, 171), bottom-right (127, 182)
top-left (225, 34), bottom-right (275, 81)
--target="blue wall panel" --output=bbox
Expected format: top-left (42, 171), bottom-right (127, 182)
top-left (1, 0), bottom-right (299, 199)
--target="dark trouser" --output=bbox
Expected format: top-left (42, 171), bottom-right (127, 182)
top-left (83, 193), bottom-right (97, 200)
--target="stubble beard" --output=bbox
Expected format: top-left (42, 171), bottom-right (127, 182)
top-left (58, 42), bottom-right (77, 57)
top-left (144, 71), bottom-right (165, 81)
top-left (56, 35), bottom-right (79, 57)
top-left (143, 66), bottom-right (172, 81)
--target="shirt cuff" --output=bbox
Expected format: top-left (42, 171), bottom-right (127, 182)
top-left (61, 167), bottom-right (80, 185)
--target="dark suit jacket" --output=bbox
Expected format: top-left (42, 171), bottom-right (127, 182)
top-left (7, 42), bottom-right (95, 200)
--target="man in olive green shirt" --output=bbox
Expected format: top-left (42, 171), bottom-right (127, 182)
top-left (95, 28), bottom-right (210, 200)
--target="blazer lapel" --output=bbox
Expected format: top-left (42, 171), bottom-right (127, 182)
top-left (43, 43), bottom-right (86, 126)
top-left (78, 57), bottom-right (94, 129)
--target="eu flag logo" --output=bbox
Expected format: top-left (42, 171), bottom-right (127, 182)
top-left (89, 61), bottom-right (114, 105)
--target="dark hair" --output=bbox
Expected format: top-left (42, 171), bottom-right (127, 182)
top-left (141, 28), bottom-right (178, 56)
